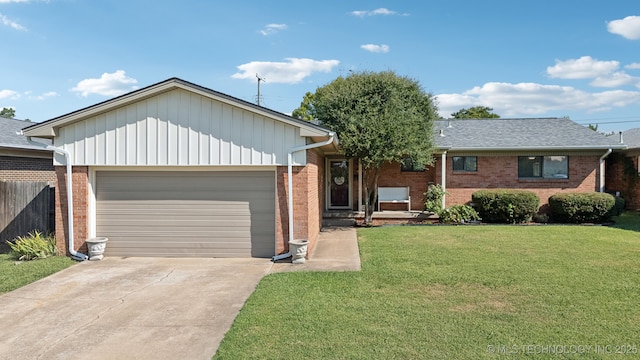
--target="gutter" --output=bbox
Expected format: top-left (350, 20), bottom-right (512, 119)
top-left (23, 133), bottom-right (88, 261)
top-left (599, 148), bottom-right (612, 193)
top-left (272, 132), bottom-right (336, 261)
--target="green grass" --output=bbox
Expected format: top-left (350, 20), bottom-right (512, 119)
top-left (214, 213), bottom-right (640, 359)
top-left (0, 242), bottom-right (75, 295)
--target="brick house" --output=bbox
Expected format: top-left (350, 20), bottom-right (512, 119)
top-left (337, 118), bottom-right (625, 214)
top-left (0, 116), bottom-right (55, 183)
top-left (606, 128), bottom-right (640, 210)
top-left (20, 78), bottom-right (627, 260)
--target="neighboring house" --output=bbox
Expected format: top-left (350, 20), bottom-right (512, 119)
top-left (22, 78), bottom-right (338, 259)
top-left (606, 128), bottom-right (640, 209)
top-left (21, 77), bottom-right (628, 260)
top-left (335, 118), bottom-right (625, 213)
top-left (0, 116), bottom-right (55, 182)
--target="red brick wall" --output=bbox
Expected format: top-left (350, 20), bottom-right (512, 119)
top-left (275, 149), bottom-right (325, 257)
top-left (434, 155), bottom-right (601, 208)
top-left (375, 161), bottom-right (436, 211)
top-left (54, 166), bottom-right (89, 255)
top-left (606, 152), bottom-right (640, 209)
top-left (0, 156), bottom-right (55, 182)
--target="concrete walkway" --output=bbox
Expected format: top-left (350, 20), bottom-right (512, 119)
top-left (270, 226), bottom-right (361, 272)
top-left (0, 227), bottom-right (359, 360)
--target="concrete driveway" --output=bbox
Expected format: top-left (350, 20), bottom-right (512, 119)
top-left (0, 257), bottom-right (274, 360)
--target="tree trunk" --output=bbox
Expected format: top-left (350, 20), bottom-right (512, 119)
top-left (362, 167), bottom-right (380, 225)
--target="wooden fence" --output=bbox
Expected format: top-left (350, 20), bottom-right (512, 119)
top-left (0, 181), bottom-right (54, 242)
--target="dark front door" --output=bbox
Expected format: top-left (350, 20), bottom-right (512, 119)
top-left (329, 160), bottom-right (351, 209)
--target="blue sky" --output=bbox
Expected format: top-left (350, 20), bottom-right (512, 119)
top-left (1, 0), bottom-right (640, 133)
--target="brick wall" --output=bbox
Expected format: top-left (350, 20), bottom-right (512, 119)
top-left (275, 149), bottom-right (325, 258)
top-left (54, 166), bottom-right (89, 255)
top-left (0, 156), bottom-right (55, 182)
top-left (375, 161), bottom-right (435, 211)
top-left (606, 152), bottom-right (640, 209)
top-left (434, 155), bottom-right (601, 208)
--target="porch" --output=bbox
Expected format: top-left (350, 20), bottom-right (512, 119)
top-left (323, 210), bottom-right (438, 227)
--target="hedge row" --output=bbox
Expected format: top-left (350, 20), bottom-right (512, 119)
top-left (468, 189), bottom-right (621, 224)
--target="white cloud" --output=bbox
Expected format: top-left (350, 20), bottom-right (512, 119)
top-left (29, 91), bottom-right (57, 100)
top-left (0, 0), bottom-right (31, 3)
top-left (607, 15), bottom-right (640, 40)
top-left (259, 23), bottom-right (287, 36)
top-left (0, 12), bottom-right (26, 31)
top-left (351, 8), bottom-right (406, 17)
top-left (231, 58), bottom-right (340, 84)
top-left (436, 82), bottom-right (640, 118)
top-left (71, 70), bottom-right (138, 97)
top-left (360, 44), bottom-right (390, 53)
top-left (0, 89), bottom-right (19, 99)
top-left (590, 72), bottom-right (640, 88)
top-left (625, 63), bottom-right (640, 70)
top-left (547, 56), bottom-right (619, 79)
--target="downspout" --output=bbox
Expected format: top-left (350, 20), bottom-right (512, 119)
top-left (441, 151), bottom-right (447, 209)
top-left (272, 132), bottom-right (336, 261)
top-left (599, 148), bottom-right (612, 193)
top-left (25, 136), bottom-right (88, 261)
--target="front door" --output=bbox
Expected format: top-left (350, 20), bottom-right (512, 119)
top-left (328, 159), bottom-right (351, 209)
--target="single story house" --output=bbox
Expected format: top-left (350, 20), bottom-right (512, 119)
top-left (0, 116), bottom-right (55, 183)
top-left (341, 118), bottom-right (626, 213)
top-left (606, 128), bottom-right (640, 209)
top-left (22, 78), bottom-right (627, 260)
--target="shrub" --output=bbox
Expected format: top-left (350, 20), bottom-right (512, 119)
top-left (424, 184), bottom-right (447, 214)
top-left (548, 192), bottom-right (616, 223)
top-left (6, 230), bottom-right (57, 261)
top-left (439, 205), bottom-right (480, 224)
top-left (610, 196), bottom-right (626, 217)
top-left (472, 189), bottom-right (540, 224)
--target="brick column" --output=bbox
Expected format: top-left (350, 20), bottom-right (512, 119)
top-left (55, 166), bottom-right (89, 255)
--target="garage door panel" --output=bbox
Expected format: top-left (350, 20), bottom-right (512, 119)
top-left (96, 171), bottom-right (275, 258)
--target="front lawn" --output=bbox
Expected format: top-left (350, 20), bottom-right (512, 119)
top-left (0, 243), bottom-right (76, 295)
top-left (214, 214), bottom-right (640, 359)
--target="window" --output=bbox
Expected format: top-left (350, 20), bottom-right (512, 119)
top-left (518, 156), bottom-right (568, 179)
top-left (453, 156), bottom-right (477, 172)
top-left (400, 157), bottom-right (425, 172)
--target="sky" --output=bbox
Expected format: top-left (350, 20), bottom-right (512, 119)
top-left (1, 0), bottom-right (640, 134)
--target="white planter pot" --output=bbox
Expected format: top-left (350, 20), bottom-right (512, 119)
top-left (289, 239), bottom-right (309, 264)
top-left (86, 237), bottom-right (109, 261)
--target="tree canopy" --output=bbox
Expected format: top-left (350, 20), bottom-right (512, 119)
top-left (0, 107), bottom-right (15, 118)
top-left (451, 106), bottom-right (500, 119)
top-left (308, 70), bottom-right (438, 223)
top-left (291, 92), bottom-right (316, 121)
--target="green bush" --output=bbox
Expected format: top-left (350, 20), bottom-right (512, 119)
top-left (6, 230), bottom-right (57, 261)
top-left (472, 189), bottom-right (540, 223)
top-left (549, 192), bottom-right (616, 223)
top-left (439, 205), bottom-right (480, 224)
top-left (424, 184), bottom-right (447, 214)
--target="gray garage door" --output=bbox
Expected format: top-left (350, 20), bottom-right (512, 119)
top-left (96, 171), bottom-right (275, 258)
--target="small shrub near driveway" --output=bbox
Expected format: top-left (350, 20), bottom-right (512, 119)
top-left (6, 230), bottom-right (57, 261)
top-left (549, 192), bottom-right (616, 223)
top-left (439, 204), bottom-right (479, 224)
top-left (472, 189), bottom-right (539, 223)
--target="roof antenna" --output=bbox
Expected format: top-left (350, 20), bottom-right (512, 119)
top-left (256, 73), bottom-right (265, 106)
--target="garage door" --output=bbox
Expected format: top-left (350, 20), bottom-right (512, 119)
top-left (96, 171), bottom-right (275, 258)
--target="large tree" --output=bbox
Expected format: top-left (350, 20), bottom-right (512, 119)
top-left (309, 70), bottom-right (438, 224)
top-left (291, 92), bottom-right (316, 121)
top-left (451, 106), bottom-right (500, 119)
top-left (0, 107), bottom-right (15, 118)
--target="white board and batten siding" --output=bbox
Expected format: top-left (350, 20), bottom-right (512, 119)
top-left (54, 88), bottom-right (307, 167)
